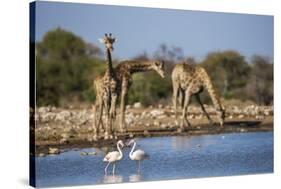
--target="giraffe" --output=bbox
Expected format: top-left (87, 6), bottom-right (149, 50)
top-left (94, 60), bottom-right (165, 133)
top-left (115, 60), bottom-right (165, 132)
top-left (93, 33), bottom-right (118, 140)
top-left (171, 62), bottom-right (225, 131)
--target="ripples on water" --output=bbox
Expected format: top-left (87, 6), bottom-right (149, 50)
top-left (35, 132), bottom-right (273, 187)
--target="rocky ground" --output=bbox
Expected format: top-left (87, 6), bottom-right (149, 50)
top-left (32, 103), bottom-right (273, 156)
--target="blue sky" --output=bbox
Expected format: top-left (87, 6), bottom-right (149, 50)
top-left (34, 1), bottom-right (273, 61)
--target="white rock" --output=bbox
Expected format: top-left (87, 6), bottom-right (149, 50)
top-left (150, 109), bottom-right (165, 117)
top-left (240, 128), bottom-right (247, 132)
top-left (49, 147), bottom-right (60, 154)
top-left (153, 121), bottom-right (160, 126)
top-left (60, 138), bottom-right (68, 144)
top-left (133, 102), bottom-right (142, 108)
top-left (255, 115), bottom-right (265, 120)
top-left (61, 133), bottom-right (70, 139)
top-left (238, 114), bottom-right (244, 119)
top-left (158, 104), bottom-right (163, 109)
top-left (38, 153), bottom-right (46, 157)
top-left (188, 114), bottom-right (195, 119)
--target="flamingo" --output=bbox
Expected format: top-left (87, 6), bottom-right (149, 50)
top-left (127, 139), bottom-right (149, 173)
top-left (103, 140), bottom-right (124, 174)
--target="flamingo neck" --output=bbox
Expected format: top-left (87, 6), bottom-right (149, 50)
top-left (117, 142), bottom-right (123, 160)
top-left (129, 141), bottom-right (136, 158)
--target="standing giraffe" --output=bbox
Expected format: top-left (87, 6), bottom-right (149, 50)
top-left (94, 60), bottom-right (165, 133)
top-left (172, 62), bottom-right (225, 131)
top-left (93, 33), bottom-right (118, 140)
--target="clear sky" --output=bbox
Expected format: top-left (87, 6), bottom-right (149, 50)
top-left (34, 1), bottom-right (273, 60)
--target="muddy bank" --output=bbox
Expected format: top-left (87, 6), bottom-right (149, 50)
top-left (33, 104), bottom-right (273, 155)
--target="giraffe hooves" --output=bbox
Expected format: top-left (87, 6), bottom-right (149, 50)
top-left (93, 136), bottom-right (98, 141)
top-left (177, 127), bottom-right (187, 133)
top-left (119, 128), bottom-right (126, 133)
top-left (208, 121), bottom-right (214, 126)
top-left (104, 132), bottom-right (110, 140)
top-left (100, 129), bottom-right (105, 133)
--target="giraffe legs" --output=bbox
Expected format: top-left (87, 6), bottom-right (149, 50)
top-left (92, 104), bottom-right (99, 141)
top-left (109, 93), bottom-right (117, 137)
top-left (195, 94), bottom-right (214, 125)
top-left (103, 95), bottom-right (111, 140)
top-left (119, 81), bottom-right (128, 133)
top-left (179, 88), bottom-right (185, 110)
top-left (94, 97), bottom-right (105, 137)
top-left (180, 90), bottom-right (191, 132)
top-left (172, 81), bottom-right (180, 119)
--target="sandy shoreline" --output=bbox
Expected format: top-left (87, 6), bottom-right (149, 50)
top-left (32, 104), bottom-right (273, 155)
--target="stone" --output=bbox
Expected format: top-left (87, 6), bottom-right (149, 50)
top-left (80, 151), bottom-right (97, 156)
top-left (129, 133), bottom-right (134, 138)
top-left (133, 102), bottom-right (142, 108)
top-left (160, 124), bottom-right (168, 129)
top-left (153, 121), bottom-right (160, 126)
top-left (158, 104), bottom-right (163, 109)
top-left (80, 151), bottom-right (88, 156)
top-left (255, 115), bottom-right (265, 120)
top-left (49, 147), bottom-right (60, 154)
top-left (238, 114), bottom-right (244, 119)
top-left (188, 114), bottom-right (195, 119)
top-left (60, 138), bottom-right (68, 144)
top-left (61, 133), bottom-right (70, 139)
top-left (141, 111), bottom-right (147, 118)
top-left (150, 109), bottom-right (165, 117)
top-left (143, 130), bottom-right (150, 136)
top-left (240, 128), bottom-right (247, 132)
top-left (38, 153), bottom-right (46, 157)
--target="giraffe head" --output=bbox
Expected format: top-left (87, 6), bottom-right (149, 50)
top-left (99, 33), bottom-right (116, 52)
top-left (150, 61), bottom-right (165, 78)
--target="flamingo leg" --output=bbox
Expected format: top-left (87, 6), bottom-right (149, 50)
top-left (112, 163), bottom-right (116, 175)
top-left (138, 161), bottom-right (141, 173)
top-left (104, 162), bottom-right (110, 175)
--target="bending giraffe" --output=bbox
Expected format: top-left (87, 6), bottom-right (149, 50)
top-left (93, 33), bottom-right (118, 140)
top-left (171, 62), bottom-right (225, 131)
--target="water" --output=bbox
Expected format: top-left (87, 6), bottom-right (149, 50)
top-left (35, 132), bottom-right (273, 187)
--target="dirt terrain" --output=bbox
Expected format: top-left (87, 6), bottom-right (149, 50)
top-left (32, 103), bottom-right (273, 155)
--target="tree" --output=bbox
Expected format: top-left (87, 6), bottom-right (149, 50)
top-left (36, 28), bottom-right (104, 106)
top-left (246, 55), bottom-right (273, 105)
top-left (201, 51), bottom-right (250, 100)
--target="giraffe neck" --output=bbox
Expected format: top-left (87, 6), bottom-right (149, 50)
top-left (200, 68), bottom-right (223, 111)
top-left (209, 90), bottom-right (223, 111)
top-left (124, 60), bottom-right (154, 74)
top-left (105, 48), bottom-right (114, 77)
